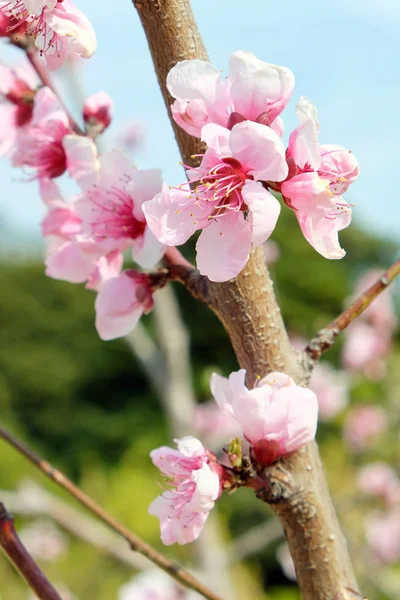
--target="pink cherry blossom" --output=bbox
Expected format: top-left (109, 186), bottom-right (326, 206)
top-left (167, 50), bottom-right (294, 137)
top-left (20, 519), bottom-right (67, 562)
top-left (210, 369), bottom-right (318, 461)
top-left (119, 571), bottom-right (200, 600)
top-left (309, 362), bottom-right (348, 421)
top-left (342, 320), bottom-right (391, 379)
top-left (357, 462), bottom-right (400, 503)
top-left (194, 400), bottom-right (241, 448)
top-left (74, 149), bottom-right (165, 269)
top-left (0, 1), bottom-right (97, 71)
top-left (365, 509), bottom-right (400, 564)
top-left (0, 63), bottom-right (36, 156)
top-left (343, 405), bottom-right (388, 452)
top-left (83, 90), bottom-right (113, 135)
top-left (353, 268), bottom-right (398, 332)
top-left (143, 121), bottom-right (286, 281)
top-left (148, 436), bottom-right (220, 545)
top-left (95, 270), bottom-right (154, 340)
top-left (281, 98), bottom-right (359, 259)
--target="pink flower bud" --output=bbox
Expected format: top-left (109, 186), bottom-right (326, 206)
top-left (83, 91), bottom-right (113, 135)
top-left (343, 405), bottom-right (388, 452)
top-left (210, 369), bottom-right (318, 462)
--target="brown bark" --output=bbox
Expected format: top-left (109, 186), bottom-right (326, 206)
top-left (132, 1), bottom-right (361, 598)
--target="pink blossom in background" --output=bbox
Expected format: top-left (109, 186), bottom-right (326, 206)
top-left (343, 405), bottom-right (388, 452)
top-left (342, 320), bottom-right (391, 380)
top-left (309, 362), bottom-right (348, 421)
top-left (143, 121), bottom-right (286, 281)
top-left (95, 270), bottom-right (154, 340)
top-left (0, 1), bottom-right (97, 70)
top-left (118, 570), bottom-right (200, 600)
top-left (281, 98), bottom-right (359, 259)
top-left (277, 543), bottom-right (296, 581)
top-left (148, 436), bottom-right (221, 545)
top-left (357, 462), bottom-right (400, 503)
top-left (83, 90), bottom-right (113, 135)
top-left (0, 63), bottom-right (37, 156)
top-left (167, 50), bottom-right (294, 137)
top-left (365, 509), bottom-right (400, 564)
top-left (20, 519), bottom-right (67, 562)
top-left (194, 400), bottom-right (241, 448)
top-left (353, 269), bottom-right (398, 332)
top-left (115, 120), bottom-right (145, 154)
top-left (74, 149), bottom-right (165, 269)
top-left (210, 369), bottom-right (318, 462)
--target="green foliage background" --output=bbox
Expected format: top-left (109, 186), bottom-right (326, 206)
top-left (0, 210), bottom-right (399, 599)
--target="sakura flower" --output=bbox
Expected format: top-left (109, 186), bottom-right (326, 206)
top-left (74, 149), bottom-right (165, 269)
top-left (143, 121), bottom-right (286, 281)
top-left (210, 369), bottom-right (318, 462)
top-left (357, 463), bottom-right (400, 503)
top-left (83, 90), bottom-right (113, 136)
top-left (11, 86), bottom-right (98, 183)
top-left (309, 362), bottom-right (348, 421)
top-left (148, 436), bottom-right (221, 545)
top-left (167, 50), bottom-right (294, 137)
top-left (281, 98), bottom-right (359, 259)
top-left (0, 63), bottom-right (36, 156)
top-left (0, 1), bottom-right (97, 71)
top-left (343, 405), bottom-right (388, 452)
top-left (95, 270), bottom-right (154, 340)
top-left (119, 570), bottom-right (201, 600)
top-left (20, 519), bottom-right (67, 562)
top-left (342, 320), bottom-right (391, 379)
top-left (365, 509), bottom-right (400, 564)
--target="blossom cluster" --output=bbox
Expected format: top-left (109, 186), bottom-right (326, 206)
top-left (148, 370), bottom-right (318, 545)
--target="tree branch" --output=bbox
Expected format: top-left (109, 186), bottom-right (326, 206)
top-left (306, 258), bottom-right (400, 361)
top-left (131, 1), bottom-right (361, 598)
top-left (0, 502), bottom-right (63, 600)
top-left (0, 426), bottom-right (222, 600)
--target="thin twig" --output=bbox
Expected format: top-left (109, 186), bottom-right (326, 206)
top-left (306, 258), bottom-right (400, 361)
top-left (0, 503), bottom-right (63, 600)
top-left (25, 47), bottom-right (84, 135)
top-left (0, 426), bottom-right (223, 600)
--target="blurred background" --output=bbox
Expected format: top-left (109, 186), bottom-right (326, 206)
top-left (0, 1), bottom-right (400, 599)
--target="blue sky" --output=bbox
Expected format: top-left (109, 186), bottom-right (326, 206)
top-left (1, 0), bottom-right (399, 247)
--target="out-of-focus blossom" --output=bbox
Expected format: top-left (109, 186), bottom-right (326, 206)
top-left (11, 87), bottom-right (95, 182)
top-left (20, 519), bottom-right (67, 562)
top-left (353, 269), bottom-right (398, 331)
top-left (194, 400), bottom-right (241, 448)
top-left (74, 149), bottom-right (164, 269)
top-left (343, 405), bottom-right (388, 452)
top-left (281, 98), bottom-right (359, 259)
top-left (342, 321), bottom-right (391, 380)
top-left (263, 239), bottom-right (280, 265)
top-left (365, 509), bottom-right (400, 564)
top-left (277, 542), bottom-right (296, 581)
top-left (83, 90), bottom-right (113, 135)
top-left (143, 121), bottom-right (286, 281)
top-left (357, 462), bottom-right (400, 503)
top-left (95, 270), bottom-right (154, 340)
top-left (118, 570), bottom-right (201, 600)
top-left (115, 120), bottom-right (145, 154)
top-left (167, 51), bottom-right (293, 137)
top-left (309, 362), bottom-right (348, 421)
top-left (0, 1), bottom-right (97, 71)
top-left (210, 369), bottom-right (318, 463)
top-left (0, 63), bottom-right (37, 156)
top-left (148, 436), bottom-right (221, 545)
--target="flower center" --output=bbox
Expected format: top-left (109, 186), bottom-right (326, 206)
top-left (87, 187), bottom-right (146, 241)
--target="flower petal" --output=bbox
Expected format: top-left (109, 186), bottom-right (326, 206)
top-left (242, 180), bottom-right (281, 246)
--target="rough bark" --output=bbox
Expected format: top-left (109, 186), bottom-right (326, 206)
top-left (132, 1), bottom-right (361, 598)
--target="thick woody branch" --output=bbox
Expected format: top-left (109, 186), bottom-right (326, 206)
top-left (132, 1), bottom-right (361, 598)
top-left (0, 426), bottom-right (222, 600)
top-left (306, 258), bottom-right (400, 361)
top-left (0, 503), bottom-right (62, 600)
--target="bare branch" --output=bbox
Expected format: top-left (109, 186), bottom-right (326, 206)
top-left (306, 258), bottom-right (400, 361)
top-left (0, 426), bottom-right (222, 600)
top-left (0, 502), bottom-right (63, 600)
